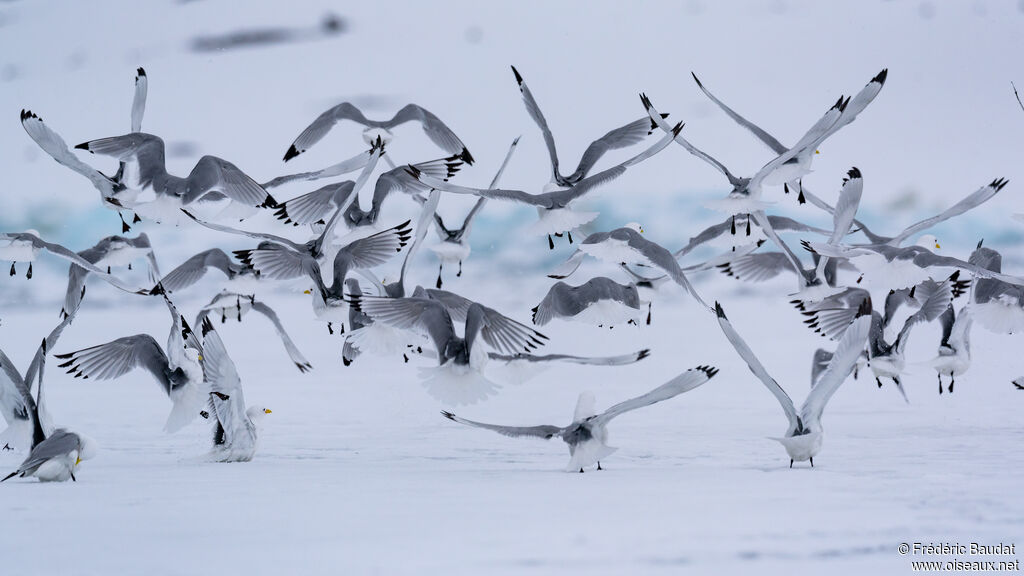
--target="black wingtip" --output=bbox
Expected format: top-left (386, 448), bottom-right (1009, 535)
top-left (201, 316), bottom-right (214, 336)
top-left (459, 147), bottom-right (475, 165)
top-left (637, 349), bottom-right (651, 361)
top-left (74, 141), bottom-right (90, 151)
top-left (714, 301), bottom-right (726, 319)
top-left (846, 166), bottom-right (862, 181)
top-left (690, 71), bottom-right (704, 88)
top-left (872, 68), bottom-right (888, 85)
top-left (855, 297), bottom-right (873, 318)
top-left (137, 67), bottom-right (146, 77)
top-left (20, 109), bottom-right (39, 122)
top-left (991, 177), bottom-right (1009, 191)
top-left (283, 145), bottom-right (300, 162)
top-left (441, 410), bottom-right (456, 420)
top-left (510, 65), bottom-right (523, 85)
top-left (696, 365), bottom-right (719, 378)
top-left (671, 121), bottom-right (684, 136)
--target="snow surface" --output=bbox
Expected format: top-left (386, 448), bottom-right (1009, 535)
top-left (1, 1), bottom-right (1023, 574)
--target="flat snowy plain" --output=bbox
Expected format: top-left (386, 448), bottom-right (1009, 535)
top-left (1, 1), bottom-right (1023, 574)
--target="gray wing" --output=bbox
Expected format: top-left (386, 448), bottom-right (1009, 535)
top-left (511, 66), bottom-right (563, 182)
top-left (55, 335), bottom-right (174, 394)
top-left (335, 220), bottom-right (413, 272)
top-left (349, 295), bottom-right (456, 357)
top-left (747, 97), bottom-right (846, 191)
top-left (62, 261), bottom-right (91, 319)
top-left (74, 132), bottom-right (167, 188)
top-left (714, 302), bottom-right (800, 433)
top-left (263, 149), bottom-right (372, 189)
top-left (641, 93), bottom-right (743, 186)
top-left (20, 111), bottom-right (118, 199)
top-left (12, 429), bottom-right (79, 476)
top-left (407, 167), bottom-right (549, 206)
top-left (488, 349), bottom-right (650, 366)
top-left (594, 365), bottom-right (718, 425)
top-left (888, 179), bottom-right (1008, 246)
top-left (283, 102), bottom-right (370, 161)
top-left (569, 116), bottom-right (659, 181)
top-left (370, 156), bottom-right (461, 215)
top-left (441, 410), bottom-right (563, 440)
top-left (131, 67), bottom-right (147, 133)
top-left (690, 72), bottom-right (788, 154)
top-left (182, 155), bottom-right (275, 208)
top-left (201, 319), bottom-right (255, 451)
top-left (6, 233), bottom-right (148, 294)
top-left (0, 349), bottom-right (32, 427)
top-left (235, 243), bottom-right (314, 282)
top-left (182, 210), bottom-right (302, 251)
top-left (272, 182), bottom-right (355, 227)
top-left (810, 349), bottom-right (833, 388)
top-left (460, 136), bottom-right (520, 238)
top-left (819, 69), bottom-right (887, 142)
top-left (158, 249), bottom-right (238, 293)
top-left (424, 289), bottom-right (548, 354)
top-left (802, 306), bottom-right (873, 424)
top-left (249, 301), bottom-right (313, 373)
top-left (796, 287), bottom-right (872, 341)
top-left (387, 104), bottom-right (472, 162)
top-left (718, 252), bottom-right (793, 283)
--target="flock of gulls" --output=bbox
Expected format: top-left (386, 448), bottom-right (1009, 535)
top-left (2, 65), bottom-right (1023, 480)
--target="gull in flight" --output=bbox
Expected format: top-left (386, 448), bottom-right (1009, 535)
top-left (61, 233), bottom-right (160, 319)
top-left (532, 277), bottom-right (649, 328)
top-left (964, 241), bottom-right (1024, 335)
top-left (283, 101), bottom-right (473, 164)
top-left (194, 291), bottom-right (313, 373)
top-left (548, 223), bottom-right (710, 310)
top-left (429, 137), bottom-right (520, 288)
top-left (406, 123), bottom-right (682, 249)
top-left (511, 65), bottom-right (667, 188)
top-left (715, 300), bottom-right (871, 467)
top-left (441, 364), bottom-right (717, 472)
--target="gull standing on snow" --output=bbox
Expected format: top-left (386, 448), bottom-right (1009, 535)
top-left (199, 318), bottom-right (271, 463)
top-left (715, 300), bottom-right (871, 468)
top-left (441, 364), bottom-right (717, 472)
top-left (194, 292), bottom-right (313, 373)
top-left (930, 304), bottom-right (972, 394)
top-left (55, 289), bottom-right (206, 433)
top-left (407, 123), bottom-right (682, 249)
top-left (2, 429), bottom-right (96, 483)
top-left (283, 101), bottom-right (473, 164)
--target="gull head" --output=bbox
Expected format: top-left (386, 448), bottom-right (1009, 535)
top-left (624, 222), bottom-right (644, 234)
top-left (247, 406), bottom-right (272, 424)
top-left (916, 234), bottom-right (940, 251)
top-left (76, 433), bottom-right (98, 463)
top-left (362, 127), bottom-right (393, 146)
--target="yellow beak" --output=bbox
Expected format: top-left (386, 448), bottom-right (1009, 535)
top-left (75, 456), bottom-right (81, 466)
top-left (264, 408), bottom-right (272, 414)
top-left (815, 149), bottom-right (820, 155)
top-left (935, 243), bottom-right (941, 249)
top-left (303, 289), bottom-right (312, 295)
top-left (197, 355), bottom-right (203, 362)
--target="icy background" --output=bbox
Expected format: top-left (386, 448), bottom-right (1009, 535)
top-left (1, 1), bottom-right (1023, 574)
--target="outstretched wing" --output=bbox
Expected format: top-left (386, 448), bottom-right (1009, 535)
top-left (802, 303), bottom-right (873, 425)
top-left (714, 302), bottom-right (800, 434)
top-left (249, 301), bottom-right (313, 373)
top-left (424, 289), bottom-right (548, 354)
top-left (55, 335), bottom-right (174, 394)
top-left (441, 410), bottom-right (563, 440)
top-left (594, 365), bottom-right (718, 425)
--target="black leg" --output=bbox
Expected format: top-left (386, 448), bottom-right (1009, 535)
top-left (646, 302), bottom-right (652, 325)
top-left (437, 264), bottom-right (443, 289)
top-left (797, 179), bottom-right (806, 204)
top-left (809, 457), bottom-right (814, 468)
top-left (403, 354), bottom-right (409, 363)
top-left (567, 231), bottom-right (573, 244)
top-left (457, 261), bottom-right (463, 277)
top-left (327, 322), bottom-right (334, 335)
top-left (790, 459), bottom-right (794, 468)
top-left (597, 462), bottom-right (603, 471)
top-left (70, 471), bottom-right (76, 482)
top-left (26, 262), bottom-right (32, 279)
top-left (949, 377), bottom-right (954, 394)
top-left (128, 262), bottom-right (132, 271)
top-left (579, 468), bottom-right (584, 474)
top-left (133, 213), bottom-right (142, 223)
top-left (548, 235), bottom-right (554, 250)
top-left (2, 443), bottom-right (11, 451)
top-left (9, 262), bottom-right (15, 276)
top-left (120, 212), bottom-right (131, 233)
top-left (876, 377), bottom-right (883, 388)
top-left (938, 373), bottom-right (943, 395)
top-left (730, 215), bottom-right (736, 235)
top-left (745, 217), bottom-right (751, 236)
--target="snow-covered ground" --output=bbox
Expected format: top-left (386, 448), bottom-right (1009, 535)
top-left (1, 1), bottom-right (1023, 574)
